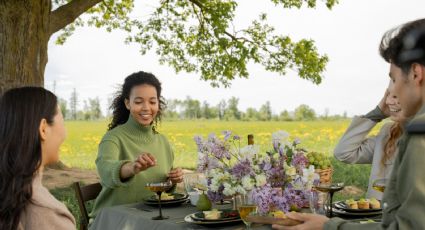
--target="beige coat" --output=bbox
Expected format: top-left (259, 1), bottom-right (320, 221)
top-left (325, 105), bottom-right (425, 229)
top-left (334, 116), bottom-right (396, 199)
top-left (18, 173), bottom-right (76, 230)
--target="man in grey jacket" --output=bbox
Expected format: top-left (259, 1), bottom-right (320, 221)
top-left (272, 18), bottom-right (425, 230)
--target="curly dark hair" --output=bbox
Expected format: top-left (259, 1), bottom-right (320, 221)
top-left (0, 87), bottom-right (57, 230)
top-left (379, 18), bottom-right (425, 73)
top-left (108, 71), bottom-right (166, 131)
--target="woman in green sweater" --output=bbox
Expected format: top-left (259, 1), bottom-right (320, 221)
top-left (91, 71), bottom-right (183, 217)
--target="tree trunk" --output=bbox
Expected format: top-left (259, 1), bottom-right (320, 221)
top-left (0, 0), bottom-right (51, 94)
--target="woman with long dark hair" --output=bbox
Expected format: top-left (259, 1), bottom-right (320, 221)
top-left (0, 87), bottom-right (75, 230)
top-left (90, 71), bottom-right (183, 217)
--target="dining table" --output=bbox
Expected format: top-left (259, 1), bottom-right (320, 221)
top-left (89, 199), bottom-right (382, 230)
top-left (89, 201), bottom-right (271, 230)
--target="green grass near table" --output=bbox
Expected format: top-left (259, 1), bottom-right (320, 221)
top-left (55, 119), bottom-right (383, 228)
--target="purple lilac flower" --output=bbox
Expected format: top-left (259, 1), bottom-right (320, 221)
top-left (231, 159), bottom-right (253, 179)
top-left (251, 185), bottom-right (293, 214)
top-left (278, 145), bottom-right (284, 156)
top-left (197, 154), bottom-right (221, 172)
top-left (207, 185), bottom-right (225, 202)
top-left (283, 187), bottom-right (308, 210)
top-left (194, 136), bottom-right (203, 152)
top-left (262, 162), bottom-right (272, 171)
top-left (233, 135), bottom-right (240, 140)
top-left (291, 153), bottom-right (309, 173)
top-left (222, 130), bottom-right (232, 141)
top-left (261, 157), bottom-right (286, 187)
top-left (208, 133), bottom-right (216, 141)
top-left (208, 141), bottom-right (230, 160)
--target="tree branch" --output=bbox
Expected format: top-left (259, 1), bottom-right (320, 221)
top-left (188, 0), bottom-right (251, 44)
top-left (49, 0), bottom-right (102, 35)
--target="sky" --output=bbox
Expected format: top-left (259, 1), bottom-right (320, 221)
top-left (44, 0), bottom-right (425, 116)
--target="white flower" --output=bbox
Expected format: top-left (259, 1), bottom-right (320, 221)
top-left (223, 182), bottom-right (236, 196)
top-left (239, 145), bottom-right (260, 160)
top-left (255, 174), bottom-right (267, 187)
top-left (262, 155), bottom-right (271, 164)
top-left (292, 176), bottom-right (304, 190)
top-left (285, 165), bottom-right (297, 177)
top-left (302, 165), bottom-right (320, 190)
top-left (242, 176), bottom-right (254, 191)
top-left (272, 130), bottom-right (290, 143)
top-left (235, 185), bottom-right (247, 195)
top-left (209, 178), bottom-right (220, 192)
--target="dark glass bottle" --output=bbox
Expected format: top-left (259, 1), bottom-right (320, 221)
top-left (247, 134), bottom-right (254, 145)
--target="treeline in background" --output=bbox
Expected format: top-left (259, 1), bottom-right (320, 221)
top-left (60, 88), bottom-right (348, 121)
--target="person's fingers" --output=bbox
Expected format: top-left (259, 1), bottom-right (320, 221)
top-left (135, 156), bottom-right (149, 169)
top-left (145, 153), bottom-right (157, 165)
top-left (286, 212), bottom-right (309, 221)
top-left (169, 169), bottom-right (183, 177)
top-left (168, 168), bottom-right (183, 177)
top-left (272, 224), bottom-right (300, 230)
top-left (168, 169), bottom-right (184, 183)
top-left (141, 154), bottom-right (155, 166)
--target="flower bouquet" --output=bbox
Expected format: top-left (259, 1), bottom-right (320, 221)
top-left (194, 131), bottom-right (266, 202)
top-left (194, 130), bottom-right (321, 215)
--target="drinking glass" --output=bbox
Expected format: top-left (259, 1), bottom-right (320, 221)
top-left (314, 183), bottom-right (344, 217)
top-left (145, 181), bottom-right (173, 220)
top-left (309, 190), bottom-right (328, 215)
top-left (183, 173), bottom-right (201, 194)
top-left (372, 178), bottom-right (387, 193)
top-left (235, 194), bottom-right (257, 229)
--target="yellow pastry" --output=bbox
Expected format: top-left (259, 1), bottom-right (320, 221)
top-left (370, 198), bottom-right (381, 209)
top-left (346, 199), bottom-right (358, 209)
top-left (357, 199), bottom-right (370, 209)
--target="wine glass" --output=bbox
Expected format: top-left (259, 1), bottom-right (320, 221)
top-left (309, 190), bottom-right (328, 215)
top-left (314, 183), bottom-right (344, 217)
top-left (145, 181), bottom-right (173, 220)
top-left (236, 194), bottom-right (257, 229)
top-left (372, 178), bottom-right (387, 192)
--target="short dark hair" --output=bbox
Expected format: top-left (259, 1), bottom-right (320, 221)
top-left (380, 18), bottom-right (425, 73)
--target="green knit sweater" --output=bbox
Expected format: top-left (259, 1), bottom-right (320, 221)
top-left (90, 115), bottom-right (174, 217)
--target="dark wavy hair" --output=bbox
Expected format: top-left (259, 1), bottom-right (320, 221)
top-left (379, 18), bottom-right (425, 73)
top-left (0, 87), bottom-right (58, 230)
top-left (108, 71), bottom-right (166, 130)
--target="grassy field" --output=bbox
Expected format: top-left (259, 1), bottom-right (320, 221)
top-left (53, 119), bottom-right (383, 227)
top-left (60, 119), bottom-right (381, 169)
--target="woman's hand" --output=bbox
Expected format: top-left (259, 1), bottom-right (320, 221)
top-left (120, 153), bottom-right (157, 180)
top-left (132, 153), bottom-right (157, 174)
top-left (378, 89), bottom-right (391, 117)
top-left (271, 212), bottom-right (329, 230)
top-left (168, 167), bottom-right (184, 185)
